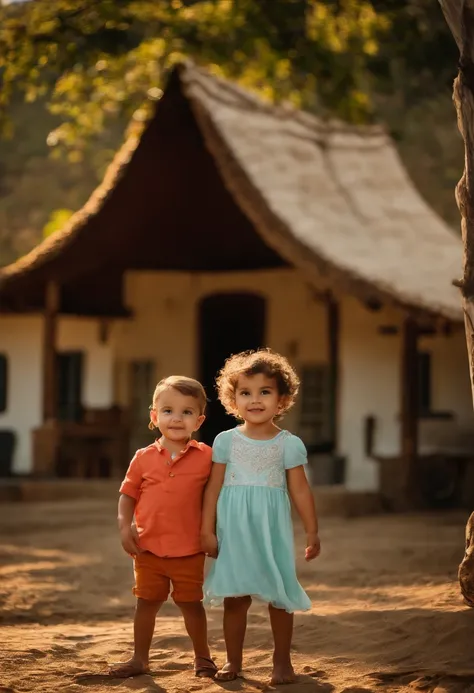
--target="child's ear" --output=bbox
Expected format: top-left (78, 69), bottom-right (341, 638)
top-left (194, 414), bottom-right (206, 431)
top-left (277, 396), bottom-right (290, 414)
top-left (149, 409), bottom-right (158, 430)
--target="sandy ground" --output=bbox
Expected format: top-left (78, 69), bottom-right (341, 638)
top-left (1, 499), bottom-right (474, 693)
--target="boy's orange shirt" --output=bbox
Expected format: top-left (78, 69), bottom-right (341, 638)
top-left (120, 439), bottom-right (212, 558)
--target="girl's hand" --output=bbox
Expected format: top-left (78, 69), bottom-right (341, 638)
top-left (305, 533), bottom-right (321, 561)
top-left (201, 532), bottom-right (218, 558)
top-left (120, 526), bottom-right (141, 556)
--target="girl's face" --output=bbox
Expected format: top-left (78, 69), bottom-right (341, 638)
top-left (234, 373), bottom-right (283, 425)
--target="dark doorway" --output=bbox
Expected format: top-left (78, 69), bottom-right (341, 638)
top-left (199, 293), bottom-right (266, 444)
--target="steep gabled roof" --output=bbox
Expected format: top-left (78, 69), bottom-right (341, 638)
top-left (0, 61), bottom-right (463, 320)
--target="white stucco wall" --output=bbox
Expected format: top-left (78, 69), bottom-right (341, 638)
top-left (112, 269), bottom-right (328, 433)
top-left (0, 316), bottom-right (43, 473)
top-left (2, 270), bottom-right (471, 485)
top-left (418, 330), bottom-right (474, 452)
top-left (421, 331), bottom-right (472, 424)
top-left (0, 316), bottom-right (115, 475)
top-left (338, 304), bottom-right (473, 490)
top-left (338, 299), bottom-right (402, 490)
top-left (112, 272), bottom-right (473, 491)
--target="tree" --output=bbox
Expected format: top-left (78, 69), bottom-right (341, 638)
top-left (439, 0), bottom-right (474, 606)
top-left (0, 0), bottom-right (390, 155)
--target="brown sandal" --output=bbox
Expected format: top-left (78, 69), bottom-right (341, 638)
top-left (215, 670), bottom-right (240, 682)
top-left (194, 656), bottom-right (218, 678)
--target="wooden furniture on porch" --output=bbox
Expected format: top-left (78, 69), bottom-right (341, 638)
top-left (32, 407), bottom-right (129, 478)
top-left (377, 452), bottom-right (474, 510)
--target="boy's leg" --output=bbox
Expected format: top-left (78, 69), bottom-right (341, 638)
top-left (109, 552), bottom-right (169, 678)
top-left (268, 604), bottom-right (295, 685)
top-left (171, 554), bottom-right (216, 678)
top-left (176, 601), bottom-right (216, 676)
top-left (216, 595), bottom-right (252, 681)
top-left (109, 598), bottom-right (163, 677)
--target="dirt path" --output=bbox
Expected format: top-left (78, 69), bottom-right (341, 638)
top-left (1, 498), bottom-right (473, 693)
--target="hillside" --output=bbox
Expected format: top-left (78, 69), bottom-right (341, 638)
top-left (0, 100), bottom-right (124, 266)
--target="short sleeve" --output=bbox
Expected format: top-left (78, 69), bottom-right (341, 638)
top-left (212, 430), bottom-right (232, 464)
top-left (283, 434), bottom-right (308, 470)
top-left (119, 450), bottom-right (144, 499)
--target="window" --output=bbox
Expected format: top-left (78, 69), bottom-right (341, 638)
top-left (418, 352), bottom-right (432, 415)
top-left (299, 364), bottom-right (333, 448)
top-left (0, 354), bottom-right (7, 413)
top-left (57, 351), bottom-right (84, 421)
top-left (129, 360), bottom-right (156, 453)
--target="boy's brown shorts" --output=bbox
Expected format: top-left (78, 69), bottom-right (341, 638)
top-left (133, 551), bottom-right (205, 603)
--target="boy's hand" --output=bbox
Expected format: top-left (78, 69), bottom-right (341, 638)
top-left (201, 532), bottom-right (218, 558)
top-left (305, 532), bottom-right (321, 561)
top-left (131, 521), bottom-right (140, 544)
top-left (120, 526), bottom-right (141, 556)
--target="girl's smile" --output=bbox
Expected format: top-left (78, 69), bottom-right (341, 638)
top-left (234, 373), bottom-right (282, 428)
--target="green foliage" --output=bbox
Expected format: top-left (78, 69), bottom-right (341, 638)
top-left (0, 98), bottom-right (109, 266)
top-left (42, 207), bottom-right (74, 237)
top-left (0, 0), bottom-right (391, 153)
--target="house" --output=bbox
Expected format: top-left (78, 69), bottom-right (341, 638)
top-left (0, 62), bottom-right (471, 507)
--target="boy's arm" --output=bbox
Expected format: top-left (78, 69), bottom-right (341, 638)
top-left (118, 493), bottom-right (141, 555)
top-left (286, 466), bottom-right (321, 561)
top-left (118, 449), bottom-right (144, 555)
top-left (201, 463), bottom-right (226, 557)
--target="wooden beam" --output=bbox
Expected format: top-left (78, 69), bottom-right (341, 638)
top-left (42, 281), bottom-right (60, 422)
top-left (326, 292), bottom-right (340, 452)
top-left (400, 317), bottom-right (420, 507)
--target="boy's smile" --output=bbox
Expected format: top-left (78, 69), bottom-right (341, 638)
top-left (150, 388), bottom-right (205, 445)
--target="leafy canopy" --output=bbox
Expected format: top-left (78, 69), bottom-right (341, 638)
top-left (0, 0), bottom-right (390, 153)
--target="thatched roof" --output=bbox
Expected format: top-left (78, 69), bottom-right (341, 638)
top-left (0, 61), bottom-right (463, 320)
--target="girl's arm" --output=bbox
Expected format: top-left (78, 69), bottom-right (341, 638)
top-left (201, 463), bottom-right (226, 557)
top-left (118, 493), bottom-right (141, 555)
top-left (287, 466), bottom-right (321, 561)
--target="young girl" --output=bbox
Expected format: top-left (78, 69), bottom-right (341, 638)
top-left (201, 349), bottom-right (320, 685)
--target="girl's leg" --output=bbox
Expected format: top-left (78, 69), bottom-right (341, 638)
top-left (216, 596), bottom-right (252, 681)
top-left (109, 598), bottom-right (163, 677)
top-left (268, 604), bottom-right (296, 685)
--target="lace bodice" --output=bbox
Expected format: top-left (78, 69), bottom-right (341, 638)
top-left (212, 428), bottom-right (307, 490)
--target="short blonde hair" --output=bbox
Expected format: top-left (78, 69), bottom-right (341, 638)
top-left (149, 376), bottom-right (207, 430)
top-left (216, 348), bottom-right (300, 419)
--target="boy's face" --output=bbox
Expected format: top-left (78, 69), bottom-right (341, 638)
top-left (150, 388), bottom-right (205, 442)
top-left (234, 373), bottom-right (283, 425)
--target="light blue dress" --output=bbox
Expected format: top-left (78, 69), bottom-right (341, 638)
top-left (203, 428), bottom-right (312, 613)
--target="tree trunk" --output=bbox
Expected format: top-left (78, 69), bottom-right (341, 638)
top-left (440, 0), bottom-right (474, 606)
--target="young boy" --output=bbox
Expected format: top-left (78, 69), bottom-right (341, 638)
top-left (109, 376), bottom-right (217, 679)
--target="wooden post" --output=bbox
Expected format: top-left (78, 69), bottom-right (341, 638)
top-left (326, 292), bottom-right (340, 452)
top-left (440, 0), bottom-right (474, 606)
top-left (400, 316), bottom-right (420, 508)
top-left (42, 280), bottom-right (59, 422)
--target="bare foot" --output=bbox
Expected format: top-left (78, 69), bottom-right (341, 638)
top-left (108, 657), bottom-right (150, 678)
top-left (271, 662), bottom-right (296, 685)
top-left (215, 662), bottom-right (241, 682)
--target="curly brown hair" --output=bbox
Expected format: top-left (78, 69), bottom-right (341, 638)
top-left (216, 348), bottom-right (300, 419)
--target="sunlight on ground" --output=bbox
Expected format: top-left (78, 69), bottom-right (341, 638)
top-left (0, 498), bottom-right (473, 693)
